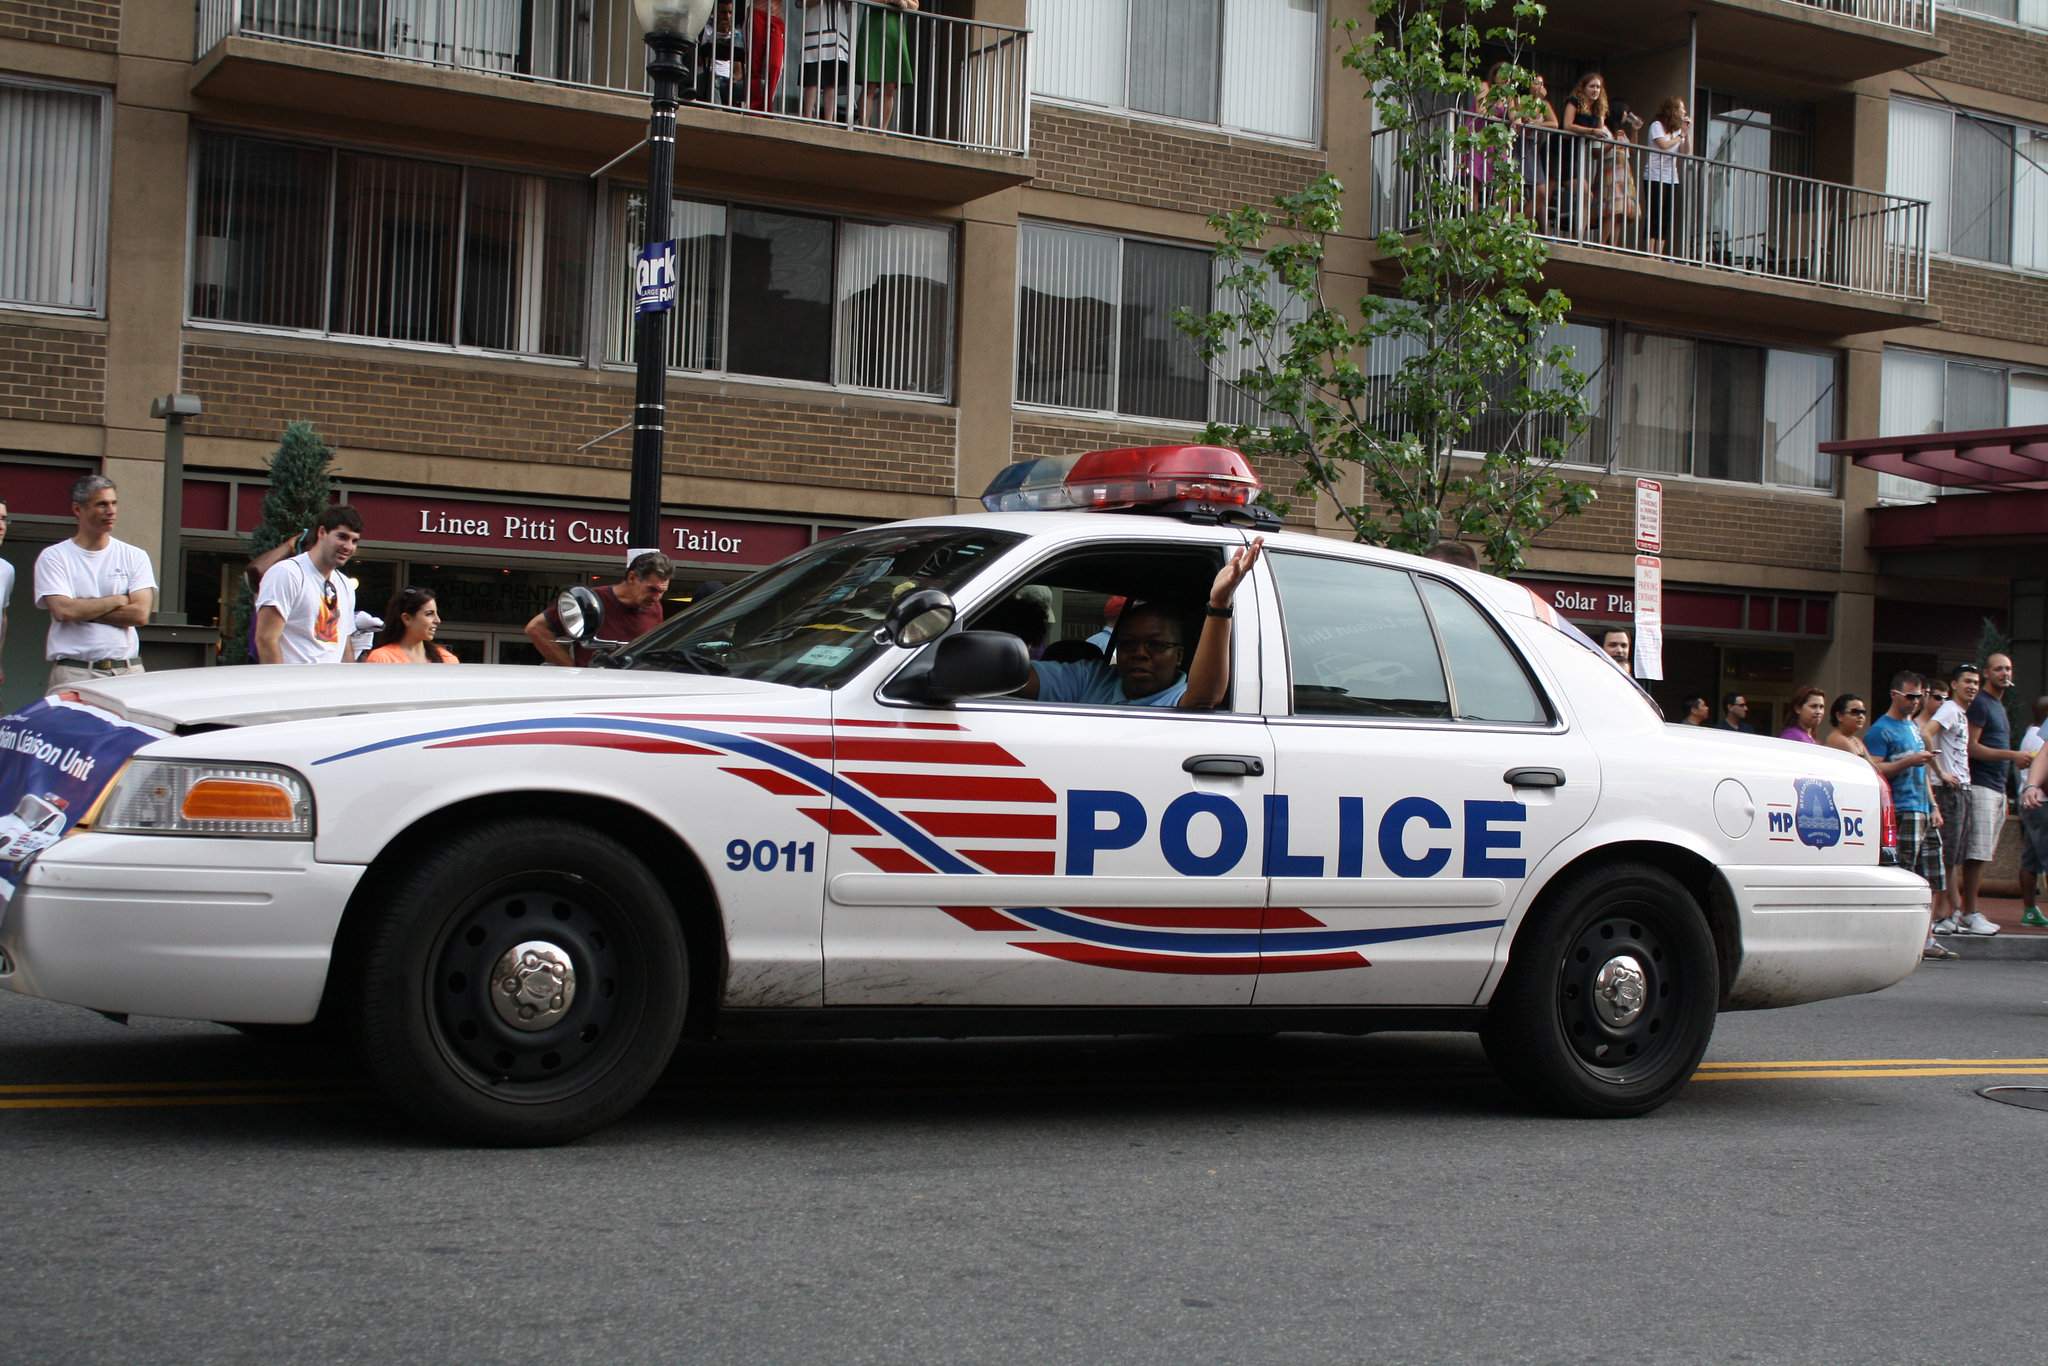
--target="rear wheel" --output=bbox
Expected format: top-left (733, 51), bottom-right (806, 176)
top-left (353, 819), bottom-right (688, 1145)
top-left (1481, 862), bottom-right (1717, 1117)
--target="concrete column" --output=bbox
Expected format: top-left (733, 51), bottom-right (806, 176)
top-left (2010, 577), bottom-right (2047, 721)
top-left (952, 189), bottom-right (1021, 512)
top-left (103, 6), bottom-right (198, 603)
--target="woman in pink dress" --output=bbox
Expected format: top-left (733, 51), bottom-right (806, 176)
top-left (1780, 684), bottom-right (1826, 743)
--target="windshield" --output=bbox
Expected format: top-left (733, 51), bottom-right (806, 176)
top-left (612, 525), bottom-right (1025, 688)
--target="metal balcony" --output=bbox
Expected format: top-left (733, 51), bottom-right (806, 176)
top-left (194, 0), bottom-right (1031, 159)
top-left (1370, 113), bottom-right (1932, 328)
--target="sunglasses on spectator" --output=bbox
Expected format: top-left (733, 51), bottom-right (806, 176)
top-left (1846, 707), bottom-right (1867, 716)
top-left (1892, 690), bottom-right (1924, 701)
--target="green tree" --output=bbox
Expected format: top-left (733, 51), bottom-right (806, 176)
top-left (1179, 0), bottom-right (1595, 573)
top-left (220, 421), bottom-right (336, 664)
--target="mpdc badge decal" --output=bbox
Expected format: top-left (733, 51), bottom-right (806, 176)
top-left (1793, 778), bottom-right (1842, 849)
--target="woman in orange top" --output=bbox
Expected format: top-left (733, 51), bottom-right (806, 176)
top-left (362, 586), bottom-right (458, 663)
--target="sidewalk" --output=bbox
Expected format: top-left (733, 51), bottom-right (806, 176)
top-left (1937, 895), bottom-right (2048, 961)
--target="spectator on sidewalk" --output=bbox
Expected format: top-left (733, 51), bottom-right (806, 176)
top-left (1925, 663), bottom-right (1978, 934)
top-left (1960, 652), bottom-right (2030, 934)
top-left (33, 475), bottom-right (155, 694)
top-left (2019, 694), bottom-right (2048, 926)
top-left (2019, 738), bottom-right (2048, 927)
top-left (0, 498), bottom-right (12, 686)
top-left (1678, 693), bottom-right (1710, 726)
top-left (1423, 540), bottom-right (1479, 569)
top-left (255, 506), bottom-right (363, 665)
top-left (1867, 671), bottom-right (1948, 958)
top-left (362, 586), bottom-right (457, 664)
top-left (1600, 628), bottom-right (1630, 669)
top-left (525, 553), bottom-right (673, 667)
top-left (1824, 693), bottom-right (1871, 760)
top-left (1779, 685), bottom-right (1824, 743)
top-left (1715, 692), bottom-right (1752, 733)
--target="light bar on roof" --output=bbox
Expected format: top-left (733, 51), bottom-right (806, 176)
top-left (981, 445), bottom-right (1262, 514)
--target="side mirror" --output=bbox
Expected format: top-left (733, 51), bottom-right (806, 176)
top-left (908, 631), bottom-right (1031, 702)
top-left (554, 585), bottom-right (605, 645)
top-left (878, 587), bottom-right (956, 648)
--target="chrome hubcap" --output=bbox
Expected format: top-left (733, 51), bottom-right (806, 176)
top-left (1592, 953), bottom-right (1648, 1028)
top-left (490, 940), bottom-right (576, 1031)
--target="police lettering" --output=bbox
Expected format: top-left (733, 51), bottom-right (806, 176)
top-left (1063, 790), bottom-right (1527, 879)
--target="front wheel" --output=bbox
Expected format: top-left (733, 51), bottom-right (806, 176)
top-left (1481, 862), bottom-right (1717, 1117)
top-left (353, 819), bottom-right (689, 1145)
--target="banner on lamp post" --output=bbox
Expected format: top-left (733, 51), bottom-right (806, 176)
top-left (1633, 553), bottom-right (1664, 681)
top-left (634, 240), bottom-right (677, 314)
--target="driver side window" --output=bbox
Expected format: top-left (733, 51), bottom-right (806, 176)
top-left (1269, 553), bottom-right (1450, 719)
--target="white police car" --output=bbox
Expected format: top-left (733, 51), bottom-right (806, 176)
top-left (0, 447), bottom-right (1927, 1144)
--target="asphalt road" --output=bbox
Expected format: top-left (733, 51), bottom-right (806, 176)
top-left (2, 962), bottom-right (2044, 1366)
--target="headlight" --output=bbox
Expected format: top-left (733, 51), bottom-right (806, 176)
top-left (91, 760), bottom-right (314, 839)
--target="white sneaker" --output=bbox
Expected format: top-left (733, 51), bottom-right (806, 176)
top-left (1931, 917), bottom-right (1958, 935)
top-left (1958, 911), bottom-right (2001, 936)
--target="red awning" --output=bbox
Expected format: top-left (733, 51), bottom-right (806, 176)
top-left (1820, 423), bottom-right (2048, 490)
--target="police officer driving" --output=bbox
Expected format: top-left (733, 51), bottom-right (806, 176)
top-left (1011, 538), bottom-right (1263, 711)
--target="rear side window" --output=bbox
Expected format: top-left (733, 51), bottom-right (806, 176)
top-left (1269, 554), bottom-right (1449, 718)
top-left (1418, 579), bottom-right (1549, 724)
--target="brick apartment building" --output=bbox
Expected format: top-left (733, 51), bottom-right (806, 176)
top-left (0, 0), bottom-right (2042, 721)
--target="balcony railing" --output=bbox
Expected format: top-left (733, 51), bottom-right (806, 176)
top-left (1371, 113), bottom-right (1930, 303)
top-left (1783, 0), bottom-right (1936, 33)
top-left (196, 0), bottom-right (1031, 156)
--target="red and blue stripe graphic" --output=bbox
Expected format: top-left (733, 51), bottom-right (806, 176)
top-left (317, 713), bottom-right (1503, 975)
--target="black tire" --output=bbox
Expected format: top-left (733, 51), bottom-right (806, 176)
top-left (1481, 862), bottom-right (1717, 1118)
top-left (353, 818), bottom-right (689, 1145)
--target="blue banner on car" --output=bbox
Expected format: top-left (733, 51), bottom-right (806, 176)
top-left (0, 698), bottom-right (166, 913)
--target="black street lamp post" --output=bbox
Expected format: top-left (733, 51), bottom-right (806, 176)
top-left (628, 0), bottom-right (714, 552)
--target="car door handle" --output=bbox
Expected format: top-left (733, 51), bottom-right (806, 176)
top-left (1505, 766), bottom-right (1566, 789)
top-left (1184, 755), bottom-right (1265, 777)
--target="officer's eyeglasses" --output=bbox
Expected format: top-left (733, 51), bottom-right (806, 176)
top-left (1117, 639), bottom-right (1183, 657)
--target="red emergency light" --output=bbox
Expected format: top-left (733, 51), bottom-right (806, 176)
top-left (981, 445), bottom-right (1263, 517)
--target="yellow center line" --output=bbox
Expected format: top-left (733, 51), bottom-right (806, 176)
top-left (0, 1092), bottom-right (378, 1111)
top-left (0, 1077), bottom-right (364, 1096)
top-left (1698, 1057), bottom-right (2048, 1070)
top-left (1696, 1065), bottom-right (2048, 1082)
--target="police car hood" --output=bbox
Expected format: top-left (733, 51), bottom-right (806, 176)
top-left (63, 664), bottom-right (781, 733)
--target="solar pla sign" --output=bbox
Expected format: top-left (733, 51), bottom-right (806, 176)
top-left (634, 240), bottom-right (677, 314)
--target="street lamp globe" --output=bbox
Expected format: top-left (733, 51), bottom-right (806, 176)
top-left (633, 0), bottom-right (715, 38)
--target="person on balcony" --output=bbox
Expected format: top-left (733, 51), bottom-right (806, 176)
top-left (1644, 97), bottom-right (1692, 257)
top-left (857, 0), bottom-right (919, 132)
top-left (1559, 72), bottom-right (1613, 240)
top-left (746, 0), bottom-right (787, 111)
top-left (697, 0), bottom-right (745, 106)
top-left (1602, 102), bottom-right (1644, 248)
top-left (1519, 71), bottom-right (1560, 230)
top-left (801, 0), bottom-right (856, 122)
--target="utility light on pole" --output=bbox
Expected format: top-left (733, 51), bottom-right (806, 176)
top-left (627, 0), bottom-right (714, 553)
top-left (149, 392), bottom-right (203, 626)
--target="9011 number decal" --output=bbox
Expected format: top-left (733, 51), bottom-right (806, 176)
top-left (727, 839), bottom-right (816, 873)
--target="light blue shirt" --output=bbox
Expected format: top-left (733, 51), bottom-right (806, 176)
top-left (1034, 658), bottom-right (1186, 707)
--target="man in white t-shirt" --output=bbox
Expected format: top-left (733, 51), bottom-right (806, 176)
top-left (1924, 663), bottom-right (1976, 933)
top-left (255, 505), bottom-right (363, 664)
top-left (33, 475), bottom-right (157, 694)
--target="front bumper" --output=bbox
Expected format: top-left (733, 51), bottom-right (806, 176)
top-left (1723, 864), bottom-right (1929, 1009)
top-left (0, 833), bottom-right (363, 1024)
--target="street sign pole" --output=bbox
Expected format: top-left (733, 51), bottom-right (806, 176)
top-left (1634, 479), bottom-right (1664, 681)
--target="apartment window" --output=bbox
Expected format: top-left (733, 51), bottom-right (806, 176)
top-left (609, 192), bottom-right (952, 399)
top-left (1941, 0), bottom-right (2048, 30)
top-left (1877, 347), bottom-right (2048, 501)
top-left (1208, 255), bottom-right (1312, 427)
top-left (1, 78), bottom-right (106, 314)
top-left (1016, 223), bottom-right (1210, 421)
top-left (1617, 330), bottom-right (1837, 491)
top-left (190, 132), bottom-right (589, 357)
top-left (1888, 98), bottom-right (2048, 271)
top-left (1362, 316), bottom-right (1611, 468)
top-left (1029, 0), bottom-right (1322, 143)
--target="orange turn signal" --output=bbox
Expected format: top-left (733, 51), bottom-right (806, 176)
top-left (181, 779), bottom-right (295, 823)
